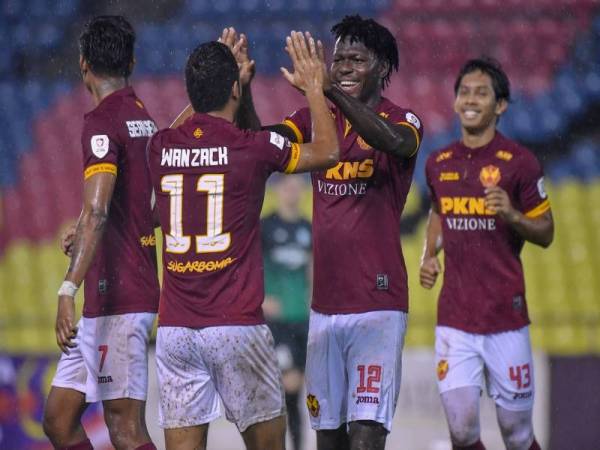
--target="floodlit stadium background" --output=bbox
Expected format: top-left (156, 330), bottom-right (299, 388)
top-left (1, 0), bottom-right (599, 449)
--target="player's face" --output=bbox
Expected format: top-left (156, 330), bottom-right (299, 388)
top-left (331, 37), bottom-right (385, 105)
top-left (454, 70), bottom-right (507, 134)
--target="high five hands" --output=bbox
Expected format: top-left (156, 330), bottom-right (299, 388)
top-left (281, 31), bottom-right (331, 94)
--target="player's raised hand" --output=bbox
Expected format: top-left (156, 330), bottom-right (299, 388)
top-left (484, 186), bottom-right (518, 223)
top-left (316, 36), bottom-right (332, 92)
top-left (219, 27), bottom-right (255, 86)
top-left (420, 255), bottom-right (441, 289)
top-left (55, 295), bottom-right (77, 354)
top-left (60, 223), bottom-right (77, 257)
top-left (281, 31), bottom-right (324, 94)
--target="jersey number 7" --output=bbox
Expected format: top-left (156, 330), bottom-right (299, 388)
top-left (161, 174), bottom-right (231, 254)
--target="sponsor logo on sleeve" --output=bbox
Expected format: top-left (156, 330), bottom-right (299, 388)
top-left (357, 136), bottom-right (372, 150)
top-left (306, 394), bottom-right (320, 417)
top-left (405, 112), bottom-right (421, 129)
top-left (91, 134), bottom-right (109, 159)
top-left (479, 165), bottom-right (501, 188)
top-left (269, 132), bottom-right (285, 150)
top-left (537, 177), bottom-right (547, 199)
top-left (437, 359), bottom-right (449, 381)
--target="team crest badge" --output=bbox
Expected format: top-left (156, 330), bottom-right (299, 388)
top-left (306, 394), bottom-right (320, 417)
top-left (437, 359), bottom-right (449, 381)
top-left (479, 165), bottom-right (501, 188)
top-left (91, 134), bottom-right (109, 159)
top-left (193, 127), bottom-right (204, 139)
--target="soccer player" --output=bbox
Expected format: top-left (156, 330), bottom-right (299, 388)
top-left (43, 16), bottom-right (159, 450)
top-left (420, 58), bottom-right (554, 450)
top-left (261, 174), bottom-right (312, 450)
top-left (273, 15), bottom-right (424, 450)
top-left (146, 31), bottom-right (338, 450)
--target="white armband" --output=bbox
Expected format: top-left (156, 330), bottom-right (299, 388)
top-left (58, 281), bottom-right (79, 298)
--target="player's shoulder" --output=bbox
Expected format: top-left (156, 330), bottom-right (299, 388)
top-left (494, 132), bottom-right (541, 169)
top-left (380, 97), bottom-right (423, 127)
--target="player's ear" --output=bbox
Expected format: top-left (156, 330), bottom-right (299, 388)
top-left (129, 58), bottom-right (136, 73)
top-left (378, 60), bottom-right (389, 81)
top-left (494, 98), bottom-right (508, 117)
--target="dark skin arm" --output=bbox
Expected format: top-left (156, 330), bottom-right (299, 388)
top-left (55, 172), bottom-right (115, 353)
top-left (324, 85), bottom-right (418, 159)
top-left (485, 186), bottom-right (554, 247)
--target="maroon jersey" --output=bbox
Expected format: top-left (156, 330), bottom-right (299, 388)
top-left (81, 86), bottom-right (159, 317)
top-left (284, 97), bottom-right (423, 314)
top-left (147, 113), bottom-right (300, 328)
top-left (425, 132), bottom-right (551, 334)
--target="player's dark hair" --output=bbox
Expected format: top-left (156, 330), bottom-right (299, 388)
top-left (79, 15), bottom-right (135, 78)
top-left (454, 57), bottom-right (511, 102)
top-left (331, 15), bottom-right (399, 88)
top-left (185, 41), bottom-right (239, 113)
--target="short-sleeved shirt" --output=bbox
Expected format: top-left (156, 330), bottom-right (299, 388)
top-left (80, 87), bottom-right (160, 317)
top-left (261, 212), bottom-right (312, 322)
top-left (283, 97), bottom-right (423, 315)
top-left (425, 132), bottom-right (551, 334)
top-left (147, 113), bottom-right (301, 328)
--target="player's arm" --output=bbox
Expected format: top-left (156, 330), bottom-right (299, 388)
top-left (420, 204), bottom-right (443, 289)
top-left (484, 186), bottom-right (554, 247)
top-left (324, 86), bottom-right (418, 159)
top-left (281, 31), bottom-right (338, 172)
top-left (55, 173), bottom-right (116, 353)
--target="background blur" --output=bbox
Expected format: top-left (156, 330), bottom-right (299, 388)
top-left (1, 0), bottom-right (600, 448)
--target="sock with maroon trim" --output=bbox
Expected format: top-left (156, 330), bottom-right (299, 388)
top-left (134, 443), bottom-right (157, 450)
top-left (60, 439), bottom-right (93, 450)
top-left (452, 440), bottom-right (486, 450)
top-left (529, 438), bottom-right (541, 450)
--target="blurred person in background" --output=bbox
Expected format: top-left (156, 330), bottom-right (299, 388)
top-left (420, 57), bottom-right (554, 450)
top-left (44, 15), bottom-right (159, 450)
top-left (261, 174), bottom-right (312, 450)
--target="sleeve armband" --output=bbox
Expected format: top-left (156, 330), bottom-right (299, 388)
top-left (282, 119), bottom-right (304, 144)
top-left (524, 199), bottom-right (551, 218)
top-left (84, 163), bottom-right (117, 180)
top-left (284, 143), bottom-right (301, 174)
top-left (396, 121), bottom-right (421, 157)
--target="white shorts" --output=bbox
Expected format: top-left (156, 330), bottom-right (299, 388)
top-left (435, 326), bottom-right (535, 411)
top-left (305, 309), bottom-right (407, 432)
top-left (156, 324), bottom-right (285, 432)
top-left (52, 312), bottom-right (155, 403)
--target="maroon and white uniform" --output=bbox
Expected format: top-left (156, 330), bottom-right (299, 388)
top-left (426, 132), bottom-right (551, 410)
top-left (147, 113), bottom-right (300, 430)
top-left (283, 98), bottom-right (423, 430)
top-left (52, 87), bottom-right (159, 402)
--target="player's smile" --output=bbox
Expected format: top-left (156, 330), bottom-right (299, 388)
top-left (331, 38), bottom-right (383, 105)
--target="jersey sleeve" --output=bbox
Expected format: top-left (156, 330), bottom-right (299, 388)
top-left (282, 107), bottom-right (312, 144)
top-left (251, 130), bottom-right (302, 174)
top-left (387, 108), bottom-right (424, 158)
top-left (81, 114), bottom-right (120, 180)
top-left (515, 152), bottom-right (551, 218)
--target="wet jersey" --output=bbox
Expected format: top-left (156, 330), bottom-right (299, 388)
top-left (283, 97), bottom-right (423, 314)
top-left (80, 86), bottom-right (159, 318)
top-left (425, 132), bottom-right (551, 333)
top-left (147, 113), bottom-right (300, 328)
